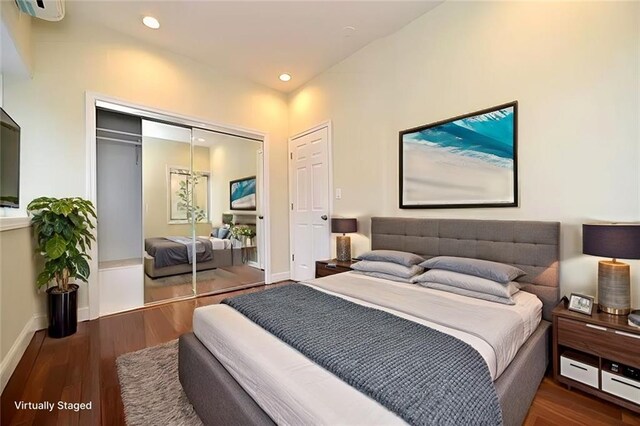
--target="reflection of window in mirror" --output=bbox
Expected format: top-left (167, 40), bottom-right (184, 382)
top-left (168, 167), bottom-right (210, 224)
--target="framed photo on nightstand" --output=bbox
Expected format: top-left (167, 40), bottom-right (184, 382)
top-left (568, 293), bottom-right (595, 315)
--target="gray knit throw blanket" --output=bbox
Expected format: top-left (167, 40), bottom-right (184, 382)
top-left (223, 284), bottom-right (502, 426)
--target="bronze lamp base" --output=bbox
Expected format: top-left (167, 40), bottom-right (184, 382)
top-left (598, 259), bottom-right (631, 315)
top-left (336, 235), bottom-right (351, 262)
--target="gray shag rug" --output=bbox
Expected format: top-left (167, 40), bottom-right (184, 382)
top-left (116, 340), bottom-right (203, 426)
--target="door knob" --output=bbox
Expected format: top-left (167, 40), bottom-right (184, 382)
top-left (258, 215), bottom-right (264, 219)
top-left (321, 215), bottom-right (328, 221)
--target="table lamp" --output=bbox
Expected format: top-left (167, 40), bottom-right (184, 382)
top-left (331, 218), bottom-right (357, 262)
top-left (582, 223), bottom-right (640, 315)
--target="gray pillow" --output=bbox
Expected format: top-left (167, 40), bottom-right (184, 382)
top-left (412, 269), bottom-right (520, 300)
top-left (356, 250), bottom-right (424, 267)
top-left (352, 270), bottom-right (414, 284)
top-left (351, 260), bottom-right (424, 279)
top-left (420, 256), bottom-right (525, 284)
top-left (419, 282), bottom-right (516, 305)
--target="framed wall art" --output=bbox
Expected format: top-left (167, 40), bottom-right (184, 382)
top-left (230, 175), bottom-right (256, 211)
top-left (399, 101), bottom-right (518, 209)
top-left (168, 167), bottom-right (210, 223)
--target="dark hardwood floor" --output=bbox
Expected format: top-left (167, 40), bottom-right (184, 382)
top-left (2, 282), bottom-right (638, 426)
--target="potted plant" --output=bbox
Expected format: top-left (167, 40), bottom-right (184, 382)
top-left (27, 197), bottom-right (97, 338)
top-left (230, 225), bottom-right (256, 246)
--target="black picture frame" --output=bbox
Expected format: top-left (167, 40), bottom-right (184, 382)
top-left (229, 176), bottom-right (256, 211)
top-left (399, 101), bottom-right (518, 209)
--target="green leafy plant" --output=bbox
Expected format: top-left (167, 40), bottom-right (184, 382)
top-left (176, 171), bottom-right (207, 223)
top-left (27, 197), bottom-right (97, 292)
top-left (231, 225), bottom-right (256, 239)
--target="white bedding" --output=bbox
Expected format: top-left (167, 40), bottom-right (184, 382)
top-left (192, 272), bottom-right (542, 425)
top-left (207, 236), bottom-right (233, 250)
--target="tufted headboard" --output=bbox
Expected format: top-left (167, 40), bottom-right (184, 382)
top-left (371, 217), bottom-right (561, 321)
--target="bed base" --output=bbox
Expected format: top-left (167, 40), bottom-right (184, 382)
top-left (178, 333), bottom-right (275, 426)
top-left (179, 320), bottom-right (551, 426)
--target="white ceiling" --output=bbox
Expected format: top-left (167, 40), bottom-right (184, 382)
top-left (65, 1), bottom-right (442, 93)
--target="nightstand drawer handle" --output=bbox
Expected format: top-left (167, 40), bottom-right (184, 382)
top-left (614, 330), bottom-right (640, 339)
top-left (569, 363), bottom-right (588, 371)
top-left (585, 324), bottom-right (607, 331)
top-left (611, 377), bottom-right (640, 390)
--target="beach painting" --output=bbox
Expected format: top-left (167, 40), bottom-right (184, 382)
top-left (400, 102), bottom-right (517, 208)
top-left (230, 176), bottom-right (256, 210)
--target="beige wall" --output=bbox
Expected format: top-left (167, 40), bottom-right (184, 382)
top-left (143, 137), bottom-right (211, 238)
top-left (3, 19), bottom-right (290, 314)
top-left (0, 227), bottom-right (44, 362)
top-left (0, 0), bottom-right (33, 75)
top-left (207, 133), bottom-right (261, 225)
top-left (289, 1), bottom-right (640, 307)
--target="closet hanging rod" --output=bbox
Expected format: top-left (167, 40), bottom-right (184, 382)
top-left (96, 127), bottom-right (142, 138)
top-left (96, 136), bottom-right (142, 146)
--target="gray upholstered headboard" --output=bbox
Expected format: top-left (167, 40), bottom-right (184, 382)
top-left (371, 217), bottom-right (560, 321)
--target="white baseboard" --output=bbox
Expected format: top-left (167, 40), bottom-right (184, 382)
top-left (0, 316), bottom-right (37, 393)
top-left (269, 271), bottom-right (291, 283)
top-left (0, 307), bottom-right (91, 393)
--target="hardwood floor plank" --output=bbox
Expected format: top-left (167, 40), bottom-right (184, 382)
top-left (32, 332), bottom-right (73, 426)
top-left (623, 411), bottom-right (640, 426)
top-left (2, 281), bottom-right (638, 425)
top-left (81, 319), bottom-right (101, 425)
top-left (1, 331), bottom-right (45, 425)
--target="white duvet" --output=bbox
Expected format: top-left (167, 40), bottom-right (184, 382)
top-left (193, 272), bottom-right (542, 425)
top-left (204, 236), bottom-right (233, 250)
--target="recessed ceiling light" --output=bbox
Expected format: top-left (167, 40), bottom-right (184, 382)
top-left (196, 137), bottom-right (205, 142)
top-left (343, 26), bottom-right (356, 37)
top-left (143, 16), bottom-right (160, 29)
top-left (279, 73), bottom-right (292, 82)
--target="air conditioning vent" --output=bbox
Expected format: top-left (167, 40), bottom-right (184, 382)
top-left (15, 0), bottom-right (65, 21)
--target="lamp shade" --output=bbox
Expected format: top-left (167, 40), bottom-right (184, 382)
top-left (331, 218), bottom-right (357, 234)
top-left (583, 223), bottom-right (640, 259)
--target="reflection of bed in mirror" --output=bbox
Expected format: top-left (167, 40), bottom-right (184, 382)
top-left (144, 237), bottom-right (241, 278)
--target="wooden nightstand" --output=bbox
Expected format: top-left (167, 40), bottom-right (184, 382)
top-left (553, 303), bottom-right (640, 413)
top-left (315, 259), bottom-right (357, 278)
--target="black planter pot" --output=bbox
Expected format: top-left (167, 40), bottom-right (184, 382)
top-left (46, 284), bottom-right (79, 338)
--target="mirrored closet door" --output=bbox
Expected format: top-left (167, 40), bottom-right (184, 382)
top-left (192, 129), bottom-right (265, 296)
top-left (142, 120), bottom-right (197, 304)
top-left (95, 100), bottom-right (268, 314)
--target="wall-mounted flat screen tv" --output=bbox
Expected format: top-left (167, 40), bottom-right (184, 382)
top-left (230, 176), bottom-right (256, 211)
top-left (1, 108), bottom-right (20, 208)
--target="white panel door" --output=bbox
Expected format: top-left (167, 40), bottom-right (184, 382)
top-left (290, 126), bottom-right (330, 281)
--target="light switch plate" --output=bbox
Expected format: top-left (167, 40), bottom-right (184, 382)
top-left (336, 188), bottom-right (342, 199)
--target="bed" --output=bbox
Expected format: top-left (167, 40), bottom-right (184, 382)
top-left (144, 236), bottom-right (242, 279)
top-left (178, 217), bottom-right (560, 425)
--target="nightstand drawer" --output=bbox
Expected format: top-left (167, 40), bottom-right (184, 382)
top-left (561, 355), bottom-right (599, 388)
top-left (557, 318), bottom-right (640, 367)
top-left (602, 371), bottom-right (640, 404)
top-left (315, 264), bottom-right (350, 278)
